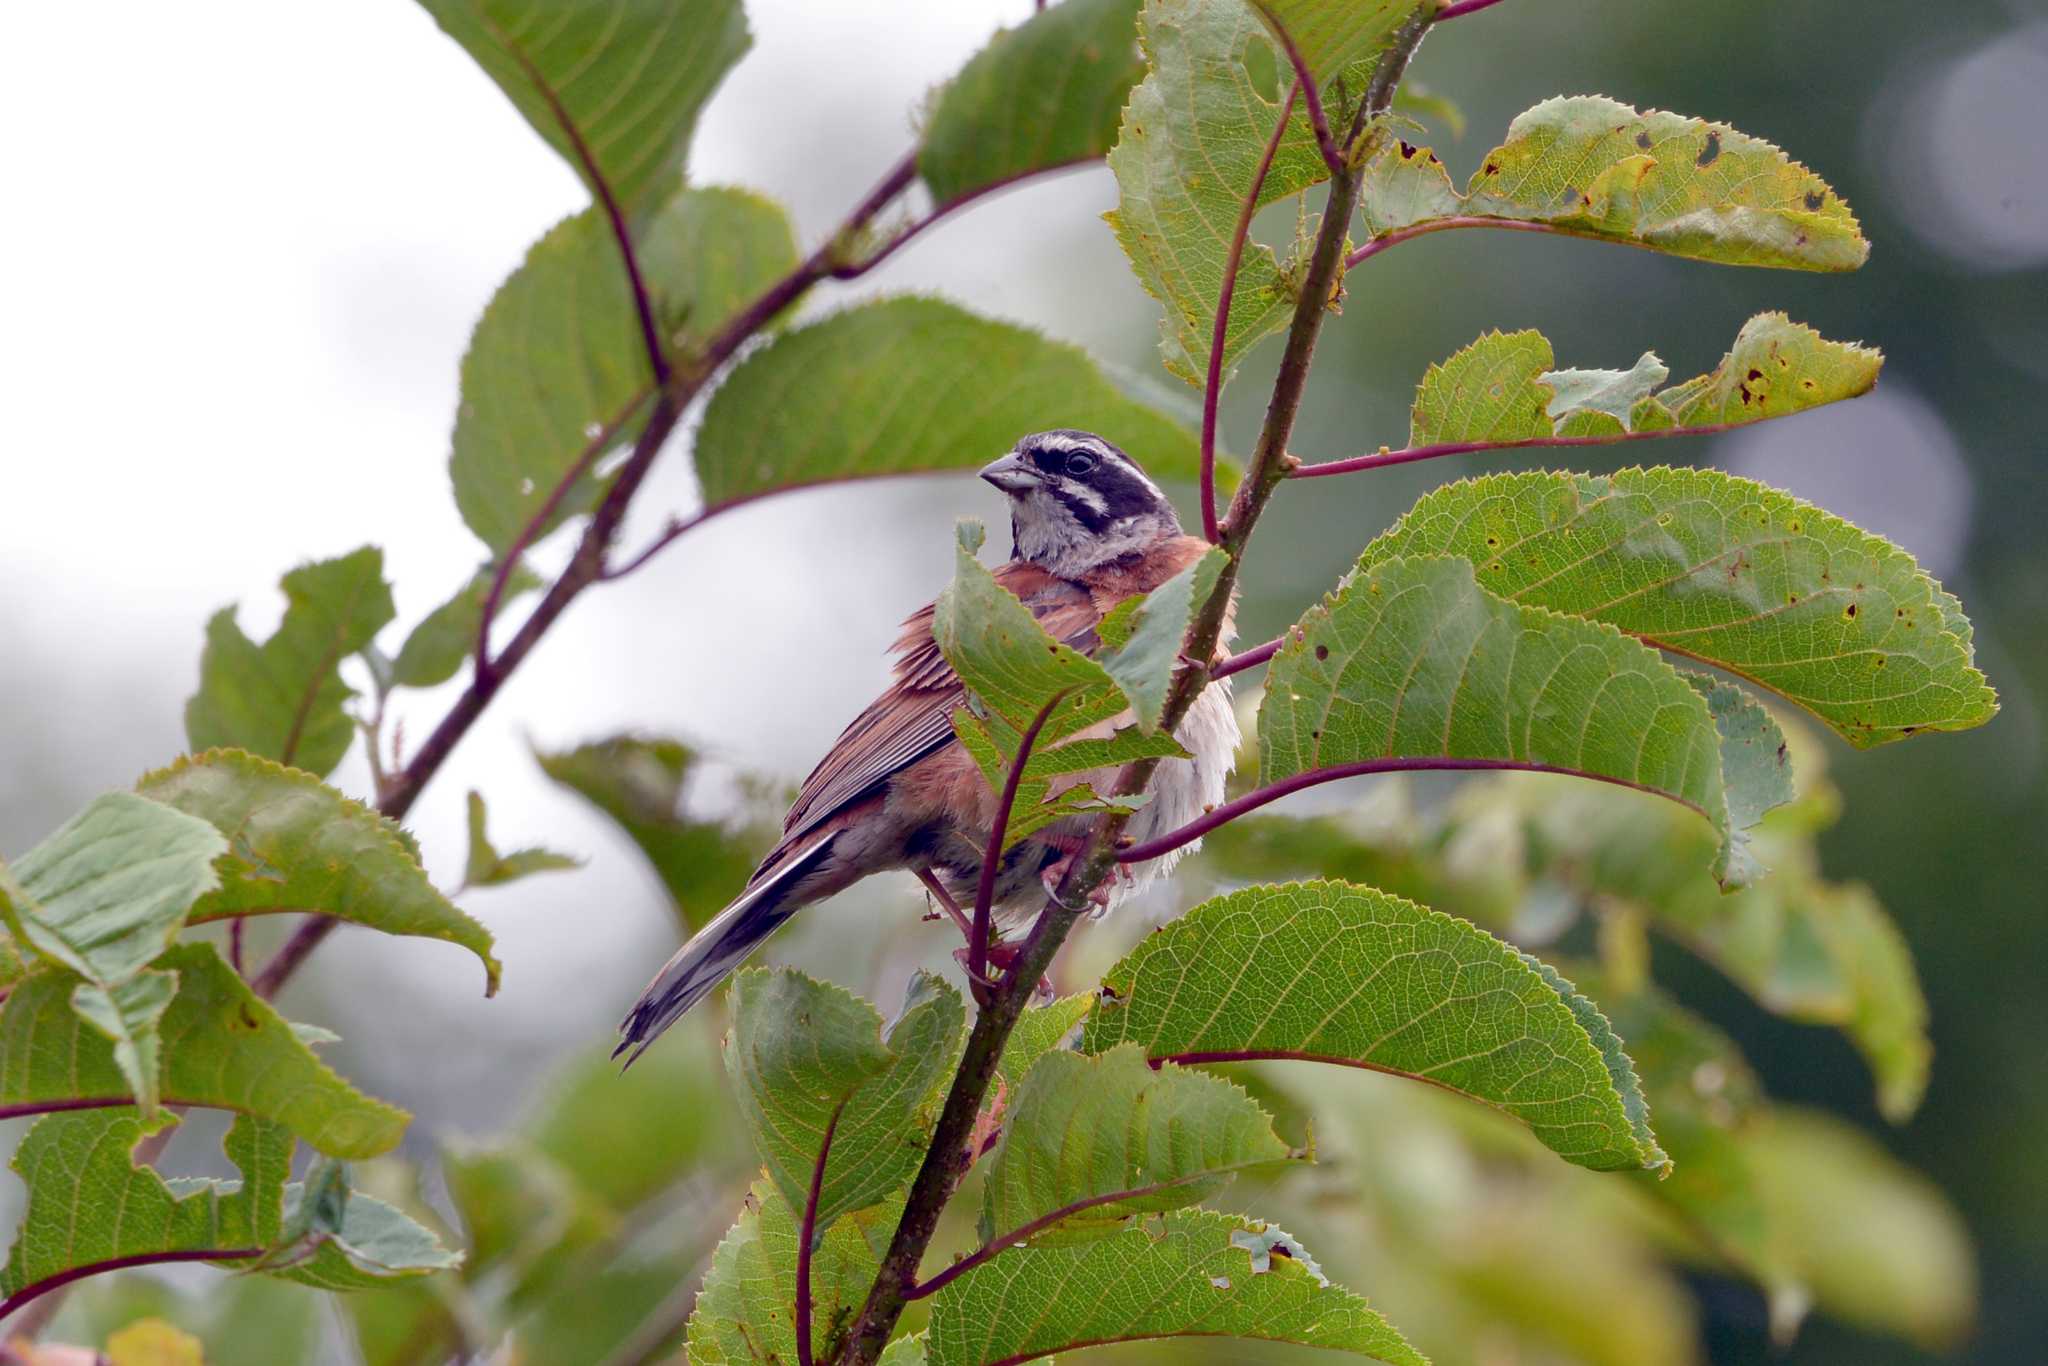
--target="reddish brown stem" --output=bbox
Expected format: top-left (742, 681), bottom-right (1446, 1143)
top-left (1269, 25), bottom-right (1343, 175)
top-left (1436, 0), bottom-right (1516, 19)
top-left (1115, 756), bottom-right (1704, 865)
top-left (970, 691), bottom-right (1069, 993)
top-left (0, 1248), bottom-right (262, 1324)
top-left (1209, 636), bottom-right (1284, 681)
top-left (1200, 82), bottom-right (1299, 543)
top-left (796, 1100), bottom-right (849, 1366)
top-left (1290, 417), bottom-right (1755, 479)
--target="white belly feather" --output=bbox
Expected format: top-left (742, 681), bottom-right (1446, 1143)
top-left (1117, 679), bottom-right (1239, 897)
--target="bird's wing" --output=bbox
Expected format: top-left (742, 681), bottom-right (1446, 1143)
top-left (771, 561), bottom-right (1101, 856)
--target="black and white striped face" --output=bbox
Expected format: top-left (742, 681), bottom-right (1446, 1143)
top-left (977, 430), bottom-right (1181, 576)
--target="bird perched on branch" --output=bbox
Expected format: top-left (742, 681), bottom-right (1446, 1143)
top-left (616, 430), bottom-right (1238, 1063)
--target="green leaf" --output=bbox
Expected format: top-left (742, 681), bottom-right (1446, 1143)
top-left (1404, 315), bottom-right (1882, 449)
top-left (1248, 1), bottom-right (1424, 82)
top-left (1742, 1109), bottom-right (1974, 1349)
top-left (983, 1045), bottom-right (1294, 1244)
top-left (925, 1209), bottom-right (1424, 1366)
top-left (534, 734), bottom-right (770, 933)
top-left (463, 790), bottom-right (579, 889)
top-left (451, 188), bottom-right (800, 553)
top-left (525, 1029), bottom-right (733, 1215)
top-left (1358, 94), bottom-right (1868, 270)
top-left (919, 0), bottom-right (1146, 205)
top-left (995, 994), bottom-right (1092, 1090)
top-left (725, 969), bottom-right (965, 1237)
top-left (1083, 880), bottom-right (1667, 1171)
top-left (1099, 545), bottom-right (1228, 732)
top-left (265, 1185), bottom-right (462, 1292)
top-left (0, 1111), bottom-right (289, 1310)
top-left (415, 0), bottom-right (749, 222)
top-left (137, 749), bottom-right (501, 996)
top-left (686, 1178), bottom-right (902, 1365)
top-left (1688, 676), bottom-right (1796, 840)
top-left (934, 529), bottom-right (1186, 847)
top-left (185, 547), bottom-right (396, 777)
top-left (388, 565), bottom-right (543, 689)
top-left (1108, 0), bottom-right (1345, 383)
top-left (1359, 467), bottom-right (1997, 747)
top-left (1260, 554), bottom-right (1763, 887)
top-left (0, 944), bottom-right (409, 1158)
top-left (69, 970), bottom-right (177, 1119)
top-left (694, 296), bottom-right (1205, 512)
top-left (0, 792), bottom-right (224, 988)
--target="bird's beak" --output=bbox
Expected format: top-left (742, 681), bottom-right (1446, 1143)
top-left (978, 451), bottom-right (1040, 494)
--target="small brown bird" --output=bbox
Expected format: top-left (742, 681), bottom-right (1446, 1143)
top-left (616, 430), bottom-right (1238, 1062)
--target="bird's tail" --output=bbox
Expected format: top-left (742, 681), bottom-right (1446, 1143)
top-left (613, 829), bottom-right (840, 1066)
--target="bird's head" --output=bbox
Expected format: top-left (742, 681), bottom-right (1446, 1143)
top-left (978, 430), bottom-right (1181, 577)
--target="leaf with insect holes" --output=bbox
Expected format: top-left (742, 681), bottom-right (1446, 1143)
top-left (534, 734), bottom-right (773, 933)
top-left (138, 750), bottom-right (501, 995)
top-left (694, 297), bottom-right (1206, 515)
top-left (0, 1111), bottom-right (290, 1310)
top-left (1247, 1), bottom-right (1426, 82)
top-left (1359, 467), bottom-right (1996, 747)
top-left (463, 790), bottom-right (579, 889)
top-left (686, 1177), bottom-right (903, 1365)
top-left (1083, 879), bottom-right (1667, 1172)
top-left (389, 565), bottom-right (543, 689)
top-left (920, 0), bottom-right (1147, 205)
top-left (934, 528), bottom-right (1186, 849)
top-left (982, 1045), bottom-right (1296, 1246)
top-left (1259, 554), bottom-right (1777, 887)
top-left (1403, 314), bottom-right (1882, 450)
top-left (725, 970), bottom-right (964, 1239)
top-left (1357, 94), bottom-right (1867, 270)
top-left (0, 944), bottom-right (409, 1157)
top-left (925, 1208), bottom-right (1424, 1366)
top-left (414, 0), bottom-right (748, 223)
top-left (1108, 0), bottom-right (1352, 384)
top-left (185, 547), bottom-right (395, 777)
top-left (451, 187), bottom-right (798, 553)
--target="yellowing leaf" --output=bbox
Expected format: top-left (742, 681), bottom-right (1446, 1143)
top-left (1359, 95), bottom-right (1867, 270)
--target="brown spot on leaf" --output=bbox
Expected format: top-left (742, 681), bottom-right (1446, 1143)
top-left (1400, 140), bottom-right (1418, 160)
top-left (1314, 644), bottom-right (1329, 661)
top-left (1804, 190), bottom-right (1825, 211)
top-left (1483, 161), bottom-right (1500, 176)
top-left (1635, 129), bottom-right (1653, 150)
top-left (1697, 131), bottom-right (1721, 167)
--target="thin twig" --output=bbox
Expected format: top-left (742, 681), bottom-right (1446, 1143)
top-left (475, 387), bottom-right (655, 677)
top-left (1115, 756), bottom-right (1703, 865)
top-left (1200, 82), bottom-right (1299, 543)
top-left (796, 1100), bottom-right (849, 1366)
top-left (228, 918), bottom-right (246, 977)
top-left (1209, 635), bottom-right (1286, 681)
top-left (0, 1247), bottom-right (263, 1324)
top-left (970, 691), bottom-right (1069, 995)
top-left (1289, 417), bottom-right (1758, 479)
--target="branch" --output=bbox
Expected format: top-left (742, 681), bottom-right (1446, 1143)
top-left (835, 15), bottom-right (1441, 1363)
top-left (1201, 82), bottom-right (1300, 543)
top-left (971, 691), bottom-right (1069, 994)
top-left (796, 1100), bottom-right (849, 1366)
top-left (1115, 756), bottom-right (1704, 865)
top-left (0, 1248), bottom-right (263, 1324)
top-left (1289, 416), bottom-right (1762, 479)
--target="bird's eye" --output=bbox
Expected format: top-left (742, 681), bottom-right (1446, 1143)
top-left (1065, 453), bottom-right (1096, 475)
